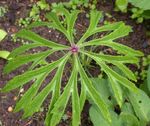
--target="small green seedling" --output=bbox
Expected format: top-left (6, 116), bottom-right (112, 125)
top-left (0, 6), bottom-right (7, 17)
top-left (0, 29), bottom-right (10, 59)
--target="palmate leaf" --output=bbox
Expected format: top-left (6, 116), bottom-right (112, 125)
top-left (45, 59), bottom-right (69, 125)
top-left (78, 10), bottom-right (103, 44)
top-left (2, 54), bottom-right (69, 92)
top-left (14, 73), bottom-right (47, 112)
top-left (46, 12), bottom-right (68, 35)
top-left (82, 40), bottom-right (143, 56)
top-left (27, 21), bottom-right (52, 29)
top-left (2, 7), bottom-right (144, 126)
top-left (79, 80), bottom-right (86, 111)
top-left (8, 43), bottom-right (44, 58)
top-left (112, 62), bottom-right (136, 81)
top-left (72, 57), bottom-right (80, 126)
top-left (99, 24), bottom-right (131, 41)
top-left (48, 65), bottom-right (77, 126)
top-left (22, 59), bottom-right (68, 118)
top-left (91, 22), bottom-right (124, 35)
top-left (82, 51), bottom-right (137, 81)
top-left (101, 62), bottom-right (138, 92)
top-left (16, 29), bottom-right (69, 49)
top-left (108, 76), bottom-right (123, 107)
top-left (75, 55), bottom-right (111, 122)
top-left (52, 7), bottom-right (80, 43)
top-left (82, 51), bottom-right (138, 92)
top-left (46, 8), bottom-right (80, 44)
top-left (82, 51), bottom-right (139, 64)
top-left (4, 50), bottom-right (54, 74)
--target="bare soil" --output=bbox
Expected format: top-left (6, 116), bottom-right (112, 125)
top-left (0, 0), bottom-right (150, 126)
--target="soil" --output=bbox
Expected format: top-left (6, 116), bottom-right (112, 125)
top-left (0, 0), bottom-right (150, 126)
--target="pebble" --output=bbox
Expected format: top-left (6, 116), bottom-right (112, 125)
top-left (19, 88), bottom-right (24, 93)
top-left (142, 41), bottom-right (148, 48)
top-left (13, 96), bottom-right (18, 101)
top-left (7, 106), bottom-right (13, 112)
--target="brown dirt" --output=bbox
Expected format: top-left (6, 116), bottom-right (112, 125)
top-left (0, 0), bottom-right (150, 126)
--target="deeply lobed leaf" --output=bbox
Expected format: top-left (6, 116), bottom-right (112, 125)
top-left (1, 7), bottom-right (144, 126)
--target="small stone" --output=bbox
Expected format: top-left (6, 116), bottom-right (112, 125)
top-left (142, 41), bottom-right (148, 48)
top-left (8, 106), bottom-right (13, 112)
top-left (13, 96), bottom-right (18, 101)
top-left (19, 88), bottom-right (24, 93)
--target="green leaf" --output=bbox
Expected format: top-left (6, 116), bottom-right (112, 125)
top-left (53, 7), bottom-right (70, 25)
top-left (100, 24), bottom-right (132, 41)
top-left (116, 0), bottom-right (128, 12)
top-left (122, 102), bottom-right (135, 114)
top-left (4, 50), bottom-right (54, 74)
top-left (28, 52), bottom-right (50, 70)
top-left (92, 22), bottom-right (124, 35)
top-left (0, 51), bottom-right (10, 59)
top-left (100, 62), bottom-right (138, 92)
top-left (84, 53), bottom-right (138, 92)
top-left (45, 12), bottom-right (70, 42)
top-left (0, 30), bottom-right (9, 60)
top-left (14, 73), bottom-right (48, 112)
top-left (89, 77), bottom-right (140, 126)
top-left (75, 56), bottom-right (111, 123)
top-left (90, 105), bottom-right (119, 126)
top-left (108, 76), bottom-right (123, 107)
top-left (45, 61), bottom-right (67, 125)
top-left (27, 21), bottom-right (52, 29)
top-left (78, 10), bottom-right (102, 44)
top-left (68, 10), bottom-right (80, 43)
top-left (129, 0), bottom-right (150, 10)
top-left (8, 43), bottom-right (44, 58)
top-left (82, 40), bottom-right (143, 56)
top-left (112, 62), bottom-right (136, 81)
top-left (16, 29), bottom-right (69, 49)
top-left (46, 8), bottom-right (80, 44)
top-left (79, 80), bottom-right (86, 112)
top-left (72, 69), bottom-right (80, 126)
top-left (82, 51), bottom-right (139, 64)
top-left (90, 78), bottom-right (112, 103)
top-left (147, 65), bottom-right (150, 91)
top-left (54, 7), bottom-right (80, 43)
top-left (2, 54), bottom-right (69, 92)
top-left (90, 106), bottom-right (109, 126)
top-left (0, 29), bottom-right (7, 41)
top-left (142, 10), bottom-right (150, 19)
top-left (128, 89), bottom-right (150, 122)
top-left (119, 113), bottom-right (140, 126)
top-left (48, 65), bottom-right (77, 126)
top-left (23, 60), bottom-right (67, 118)
top-left (1, 7), bottom-right (145, 126)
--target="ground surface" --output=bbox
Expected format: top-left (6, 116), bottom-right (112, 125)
top-left (0, 0), bottom-right (150, 126)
